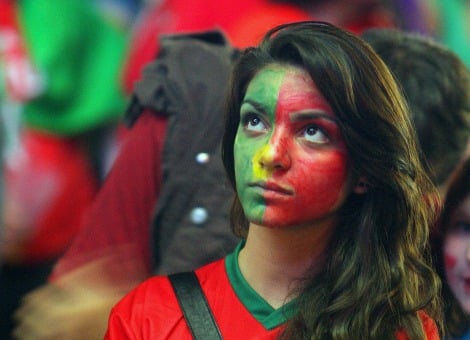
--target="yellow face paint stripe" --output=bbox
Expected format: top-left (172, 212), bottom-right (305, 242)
top-left (253, 144), bottom-right (274, 179)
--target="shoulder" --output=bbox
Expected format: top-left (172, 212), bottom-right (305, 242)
top-left (106, 275), bottom-right (182, 339)
top-left (395, 312), bottom-right (439, 340)
top-left (110, 275), bottom-right (177, 321)
top-left (106, 259), bottom-right (227, 339)
top-left (419, 312), bottom-right (440, 340)
top-left (194, 258), bottom-right (227, 287)
top-left (112, 258), bottom-right (226, 314)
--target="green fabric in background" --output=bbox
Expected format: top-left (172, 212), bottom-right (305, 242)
top-left (432, 0), bottom-right (470, 68)
top-left (17, 0), bottom-right (129, 136)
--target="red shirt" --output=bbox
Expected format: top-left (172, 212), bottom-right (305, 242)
top-left (105, 246), bottom-right (292, 339)
top-left (106, 244), bottom-right (439, 339)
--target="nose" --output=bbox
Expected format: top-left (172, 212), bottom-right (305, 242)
top-left (258, 133), bottom-right (291, 171)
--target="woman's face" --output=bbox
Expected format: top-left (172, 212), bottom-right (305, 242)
top-left (233, 64), bottom-right (351, 229)
top-left (443, 194), bottom-right (470, 313)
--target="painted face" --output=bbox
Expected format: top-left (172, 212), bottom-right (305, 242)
top-left (234, 65), bottom-right (351, 228)
top-left (443, 194), bottom-right (470, 313)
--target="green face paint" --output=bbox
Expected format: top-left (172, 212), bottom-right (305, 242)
top-left (234, 66), bottom-right (286, 224)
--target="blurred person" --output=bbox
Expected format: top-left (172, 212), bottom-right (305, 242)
top-left (431, 158), bottom-right (470, 338)
top-left (13, 29), bottom-right (240, 340)
top-left (363, 28), bottom-right (470, 338)
top-left (106, 21), bottom-right (441, 339)
top-left (362, 28), bottom-right (470, 193)
top-left (0, 0), bottom-right (128, 337)
top-left (0, 129), bottom-right (99, 337)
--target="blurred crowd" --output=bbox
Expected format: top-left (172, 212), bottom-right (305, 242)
top-left (0, 0), bottom-right (468, 339)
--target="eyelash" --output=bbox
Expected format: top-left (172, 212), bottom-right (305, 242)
top-left (241, 113), bottom-right (268, 133)
top-left (240, 112), bottom-right (332, 144)
top-left (300, 125), bottom-right (330, 144)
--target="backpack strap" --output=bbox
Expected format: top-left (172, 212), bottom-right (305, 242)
top-left (168, 271), bottom-right (222, 340)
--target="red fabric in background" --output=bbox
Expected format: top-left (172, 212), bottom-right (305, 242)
top-left (122, 0), bottom-right (264, 93)
top-left (224, 3), bottom-right (311, 48)
top-left (123, 0), bottom-right (396, 93)
top-left (225, 2), bottom-right (396, 48)
top-left (4, 129), bottom-right (98, 263)
top-left (50, 111), bottom-right (167, 281)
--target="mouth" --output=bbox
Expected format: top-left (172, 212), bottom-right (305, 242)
top-left (248, 182), bottom-right (294, 196)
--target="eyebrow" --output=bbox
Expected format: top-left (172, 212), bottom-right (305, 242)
top-left (240, 100), bottom-right (269, 115)
top-left (241, 100), bottom-right (339, 125)
top-left (290, 110), bottom-right (339, 124)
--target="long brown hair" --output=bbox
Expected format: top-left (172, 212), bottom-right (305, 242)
top-left (222, 22), bottom-right (442, 338)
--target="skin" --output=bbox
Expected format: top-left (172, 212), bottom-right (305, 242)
top-left (234, 64), bottom-right (355, 307)
top-left (234, 64), bottom-right (351, 229)
top-left (444, 194), bottom-right (470, 313)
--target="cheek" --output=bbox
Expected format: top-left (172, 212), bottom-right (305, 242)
top-left (444, 254), bottom-right (458, 271)
top-left (234, 137), bottom-right (255, 174)
top-left (294, 152), bottom-right (349, 204)
top-left (443, 234), bottom-right (467, 275)
top-left (444, 251), bottom-right (459, 288)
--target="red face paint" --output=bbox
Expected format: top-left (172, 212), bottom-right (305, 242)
top-left (444, 254), bottom-right (457, 270)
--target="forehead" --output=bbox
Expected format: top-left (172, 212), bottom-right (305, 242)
top-left (245, 64), bottom-right (313, 94)
top-left (243, 64), bottom-right (333, 115)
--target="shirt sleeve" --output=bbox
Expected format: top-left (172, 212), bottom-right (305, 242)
top-left (395, 311), bottom-right (440, 340)
top-left (50, 110), bottom-right (167, 284)
top-left (105, 308), bottom-right (140, 340)
top-left (104, 276), bottom-right (184, 340)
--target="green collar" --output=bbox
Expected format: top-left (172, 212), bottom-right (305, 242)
top-left (225, 242), bottom-right (298, 330)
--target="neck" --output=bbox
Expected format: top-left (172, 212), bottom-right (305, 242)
top-left (238, 219), bottom-right (334, 308)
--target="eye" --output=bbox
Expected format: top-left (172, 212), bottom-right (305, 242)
top-left (242, 113), bottom-right (268, 133)
top-left (301, 125), bottom-right (329, 144)
top-left (453, 220), bottom-right (470, 234)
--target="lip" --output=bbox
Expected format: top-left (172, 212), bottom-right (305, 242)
top-left (248, 181), bottom-right (294, 196)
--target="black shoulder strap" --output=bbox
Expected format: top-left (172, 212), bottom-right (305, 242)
top-left (168, 271), bottom-right (222, 340)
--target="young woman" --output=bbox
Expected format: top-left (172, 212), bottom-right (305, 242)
top-left (105, 21), bottom-right (441, 339)
top-left (432, 158), bottom-right (470, 339)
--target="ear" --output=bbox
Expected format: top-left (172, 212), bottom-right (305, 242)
top-left (353, 176), bottom-right (369, 194)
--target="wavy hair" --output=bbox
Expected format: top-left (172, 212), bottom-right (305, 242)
top-left (222, 22), bottom-right (442, 339)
